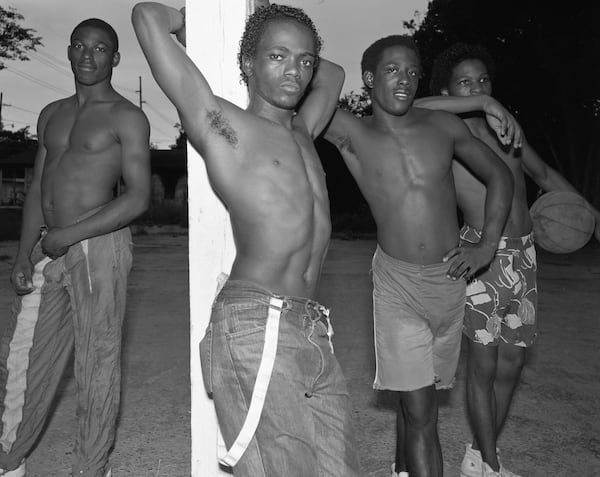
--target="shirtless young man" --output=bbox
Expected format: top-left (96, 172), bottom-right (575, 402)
top-left (132, 3), bottom-right (360, 475)
top-left (0, 19), bottom-right (150, 477)
top-left (423, 42), bottom-right (600, 477)
top-left (323, 35), bottom-right (513, 477)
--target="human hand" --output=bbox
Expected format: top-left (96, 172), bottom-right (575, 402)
top-left (41, 228), bottom-right (70, 259)
top-left (443, 241), bottom-right (496, 281)
top-left (10, 256), bottom-right (34, 295)
top-left (175, 7), bottom-right (186, 47)
top-left (483, 99), bottom-right (523, 149)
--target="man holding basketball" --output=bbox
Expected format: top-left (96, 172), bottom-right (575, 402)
top-left (424, 42), bottom-right (600, 477)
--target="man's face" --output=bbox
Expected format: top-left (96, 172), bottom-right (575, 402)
top-left (366, 45), bottom-right (420, 117)
top-left (68, 26), bottom-right (119, 86)
top-left (246, 18), bottom-right (316, 110)
top-left (444, 58), bottom-right (492, 97)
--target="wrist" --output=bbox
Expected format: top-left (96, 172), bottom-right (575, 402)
top-left (478, 236), bottom-right (499, 250)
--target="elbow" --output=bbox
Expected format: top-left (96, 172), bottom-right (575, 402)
top-left (131, 192), bottom-right (151, 219)
top-left (131, 3), bottom-right (159, 29)
top-left (138, 194), bottom-right (151, 216)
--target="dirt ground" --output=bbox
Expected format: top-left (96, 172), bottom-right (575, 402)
top-left (0, 234), bottom-right (598, 476)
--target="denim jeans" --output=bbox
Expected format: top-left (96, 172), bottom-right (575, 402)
top-left (200, 280), bottom-right (360, 476)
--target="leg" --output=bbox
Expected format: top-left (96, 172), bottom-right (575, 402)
top-left (69, 232), bottom-right (132, 476)
top-left (493, 342), bottom-right (525, 436)
top-left (466, 340), bottom-right (500, 470)
top-left (400, 385), bottom-right (442, 477)
top-left (307, 321), bottom-right (361, 477)
top-left (394, 399), bottom-right (408, 473)
top-left (0, 254), bottom-right (74, 471)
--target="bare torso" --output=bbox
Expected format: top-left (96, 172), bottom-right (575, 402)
top-left (333, 108), bottom-right (460, 264)
top-left (191, 101), bottom-right (330, 299)
top-left (41, 94), bottom-right (133, 227)
top-left (454, 116), bottom-right (532, 236)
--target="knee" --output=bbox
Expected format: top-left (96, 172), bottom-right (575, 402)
top-left (498, 345), bottom-right (526, 375)
top-left (400, 391), bottom-right (438, 429)
top-left (468, 353), bottom-right (497, 386)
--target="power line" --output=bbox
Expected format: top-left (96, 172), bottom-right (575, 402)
top-left (5, 65), bottom-right (71, 96)
top-left (3, 104), bottom-right (39, 115)
top-left (144, 101), bottom-right (177, 127)
top-left (27, 51), bottom-right (73, 79)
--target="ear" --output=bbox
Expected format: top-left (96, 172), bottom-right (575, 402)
top-left (441, 87), bottom-right (449, 96)
top-left (242, 55), bottom-right (254, 80)
top-left (362, 70), bottom-right (374, 89)
top-left (112, 51), bottom-right (121, 68)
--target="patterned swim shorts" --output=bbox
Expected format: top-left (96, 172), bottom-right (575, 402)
top-left (460, 225), bottom-right (538, 347)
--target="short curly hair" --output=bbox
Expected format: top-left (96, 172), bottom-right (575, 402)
top-left (429, 42), bottom-right (496, 95)
top-left (71, 18), bottom-right (119, 53)
top-left (360, 35), bottom-right (421, 83)
top-left (238, 4), bottom-right (323, 85)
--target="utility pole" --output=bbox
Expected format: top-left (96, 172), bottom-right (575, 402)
top-left (135, 76), bottom-right (145, 109)
top-left (0, 92), bottom-right (3, 130)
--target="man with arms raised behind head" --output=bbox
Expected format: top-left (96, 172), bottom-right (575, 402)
top-left (132, 2), bottom-right (360, 476)
top-left (323, 35), bottom-right (513, 477)
top-left (0, 18), bottom-right (150, 477)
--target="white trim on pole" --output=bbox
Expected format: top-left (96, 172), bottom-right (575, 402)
top-left (188, 1), bottom-right (251, 475)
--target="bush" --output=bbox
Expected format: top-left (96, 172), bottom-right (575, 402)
top-left (134, 199), bottom-right (188, 228)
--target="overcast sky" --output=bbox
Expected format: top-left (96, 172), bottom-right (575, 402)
top-left (2, 0), bottom-right (428, 148)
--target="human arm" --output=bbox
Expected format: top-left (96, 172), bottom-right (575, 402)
top-left (297, 58), bottom-right (345, 138)
top-left (442, 117), bottom-right (513, 279)
top-left (415, 94), bottom-right (522, 148)
top-left (41, 107), bottom-right (151, 257)
top-left (10, 107), bottom-right (52, 294)
top-left (132, 2), bottom-right (223, 152)
top-left (521, 138), bottom-right (600, 241)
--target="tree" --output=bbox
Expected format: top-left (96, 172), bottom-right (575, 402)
top-left (0, 6), bottom-right (43, 71)
top-left (410, 0), bottom-right (600, 207)
top-left (338, 88), bottom-right (372, 118)
top-left (170, 122), bottom-right (187, 149)
top-left (0, 126), bottom-right (37, 155)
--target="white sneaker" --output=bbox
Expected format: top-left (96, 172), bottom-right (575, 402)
top-left (460, 443), bottom-right (483, 477)
top-left (498, 465), bottom-right (522, 477)
top-left (0, 461), bottom-right (26, 477)
top-left (461, 444), bottom-right (522, 477)
top-left (482, 463), bottom-right (501, 477)
top-left (390, 463), bottom-right (409, 477)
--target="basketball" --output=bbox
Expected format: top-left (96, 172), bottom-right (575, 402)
top-left (530, 191), bottom-right (596, 253)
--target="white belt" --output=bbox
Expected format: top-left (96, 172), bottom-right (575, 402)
top-left (216, 296), bottom-right (283, 468)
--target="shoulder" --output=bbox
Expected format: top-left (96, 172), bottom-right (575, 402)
top-left (110, 98), bottom-right (150, 131)
top-left (37, 97), bottom-right (75, 136)
top-left (417, 107), bottom-right (471, 137)
top-left (40, 96), bottom-right (74, 121)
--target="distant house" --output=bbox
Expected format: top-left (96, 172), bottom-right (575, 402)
top-left (0, 149), bottom-right (187, 206)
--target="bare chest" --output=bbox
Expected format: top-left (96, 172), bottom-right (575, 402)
top-left (44, 107), bottom-right (119, 164)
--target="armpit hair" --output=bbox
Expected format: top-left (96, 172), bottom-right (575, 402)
top-left (206, 110), bottom-right (238, 146)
